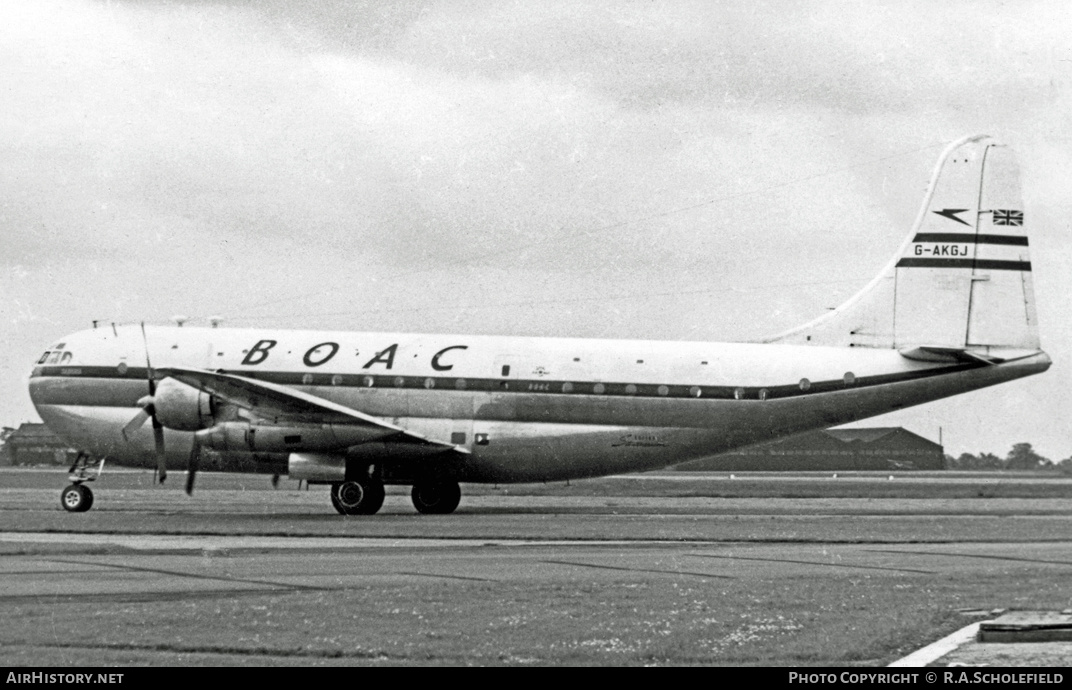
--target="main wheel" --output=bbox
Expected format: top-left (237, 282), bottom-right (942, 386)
top-left (411, 480), bottom-right (461, 515)
top-left (330, 479), bottom-right (385, 515)
top-left (60, 484), bottom-right (93, 513)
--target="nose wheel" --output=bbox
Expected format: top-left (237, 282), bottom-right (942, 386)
top-left (61, 483), bottom-right (94, 513)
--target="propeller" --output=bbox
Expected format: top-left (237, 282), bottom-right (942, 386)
top-left (121, 325), bottom-right (210, 496)
top-left (121, 324), bottom-right (167, 483)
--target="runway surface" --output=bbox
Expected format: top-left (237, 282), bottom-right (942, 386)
top-left (2, 469), bottom-right (1071, 666)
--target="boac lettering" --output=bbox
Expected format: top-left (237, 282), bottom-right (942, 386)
top-left (242, 339), bottom-right (277, 365)
top-left (303, 342), bottom-right (339, 367)
top-left (362, 344), bottom-right (398, 370)
top-left (431, 345), bottom-right (468, 371)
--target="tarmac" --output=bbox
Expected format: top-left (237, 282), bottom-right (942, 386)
top-left (2, 469), bottom-right (1071, 666)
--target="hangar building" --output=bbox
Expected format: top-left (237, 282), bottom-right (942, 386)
top-left (1, 423), bottom-right (77, 467)
top-left (675, 427), bottom-right (944, 471)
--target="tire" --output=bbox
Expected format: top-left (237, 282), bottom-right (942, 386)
top-left (330, 479), bottom-right (385, 515)
top-left (411, 480), bottom-right (461, 515)
top-left (61, 484), bottom-right (93, 513)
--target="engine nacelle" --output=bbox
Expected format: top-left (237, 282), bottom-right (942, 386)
top-left (288, 452), bottom-right (346, 482)
top-left (195, 422), bottom-right (391, 453)
top-left (153, 378), bottom-right (214, 431)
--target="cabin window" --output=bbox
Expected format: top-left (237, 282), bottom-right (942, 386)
top-left (501, 365), bottom-right (511, 377)
top-left (689, 386), bottom-right (702, 397)
top-left (657, 385), bottom-right (669, 396)
top-left (46, 352), bottom-right (62, 364)
top-left (362, 376), bottom-right (375, 388)
top-left (475, 433), bottom-right (490, 446)
top-left (799, 378), bottom-right (811, 391)
top-left (759, 388), bottom-right (769, 400)
top-left (451, 432), bottom-right (466, 445)
top-left (455, 378), bottom-right (467, 390)
top-left (734, 387), bottom-right (745, 400)
top-left (843, 372), bottom-right (856, 385)
top-left (284, 435), bottom-right (301, 445)
top-left (562, 382), bottom-right (573, 393)
top-left (625, 384), bottom-right (637, 395)
top-left (37, 351), bottom-right (51, 364)
top-left (331, 375), bottom-right (343, 386)
top-left (394, 376), bottom-right (405, 387)
top-left (592, 383), bottom-right (605, 395)
top-left (302, 373), bottom-right (314, 385)
top-left (424, 378), bottom-right (436, 389)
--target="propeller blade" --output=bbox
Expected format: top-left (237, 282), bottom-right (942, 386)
top-left (185, 436), bottom-right (201, 496)
top-left (140, 322), bottom-right (156, 395)
top-left (121, 406), bottom-right (151, 441)
top-left (140, 323), bottom-right (167, 484)
top-left (152, 416), bottom-right (166, 484)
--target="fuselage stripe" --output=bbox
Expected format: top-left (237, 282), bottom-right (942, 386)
top-left (31, 362), bottom-right (984, 404)
top-left (911, 233), bottom-right (1028, 246)
top-left (895, 258), bottom-right (1031, 271)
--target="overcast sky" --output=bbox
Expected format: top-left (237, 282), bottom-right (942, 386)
top-left (2, 0), bottom-right (1070, 460)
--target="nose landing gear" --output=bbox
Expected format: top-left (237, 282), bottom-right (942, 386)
top-left (61, 452), bottom-right (104, 513)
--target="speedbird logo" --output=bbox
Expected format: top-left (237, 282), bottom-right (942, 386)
top-left (932, 208), bottom-right (971, 226)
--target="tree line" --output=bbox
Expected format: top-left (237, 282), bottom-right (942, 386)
top-left (945, 442), bottom-right (1072, 472)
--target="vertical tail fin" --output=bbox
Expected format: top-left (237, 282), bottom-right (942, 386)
top-left (766, 135), bottom-right (1040, 355)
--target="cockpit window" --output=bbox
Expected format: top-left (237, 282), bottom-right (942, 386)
top-left (37, 348), bottom-right (73, 365)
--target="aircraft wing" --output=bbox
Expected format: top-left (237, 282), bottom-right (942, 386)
top-left (155, 366), bottom-right (470, 454)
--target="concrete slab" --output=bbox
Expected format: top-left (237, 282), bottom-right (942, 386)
top-left (978, 610), bottom-right (1072, 643)
top-left (891, 612), bottom-right (1072, 666)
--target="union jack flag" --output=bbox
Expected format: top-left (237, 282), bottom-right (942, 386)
top-left (993, 209), bottom-right (1023, 226)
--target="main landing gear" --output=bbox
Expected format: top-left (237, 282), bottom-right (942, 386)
top-left (61, 452), bottom-right (104, 513)
top-left (330, 477), bottom-right (386, 515)
top-left (328, 478), bottom-right (462, 515)
top-left (411, 480), bottom-right (461, 515)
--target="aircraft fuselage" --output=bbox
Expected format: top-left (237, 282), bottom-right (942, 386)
top-left (28, 325), bottom-right (1049, 483)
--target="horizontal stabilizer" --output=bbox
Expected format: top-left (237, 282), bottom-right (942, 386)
top-left (898, 346), bottom-right (1042, 365)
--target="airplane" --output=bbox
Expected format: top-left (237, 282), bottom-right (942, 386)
top-left (28, 134), bottom-right (1049, 515)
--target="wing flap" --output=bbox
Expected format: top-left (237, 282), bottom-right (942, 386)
top-left (156, 366), bottom-right (470, 454)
